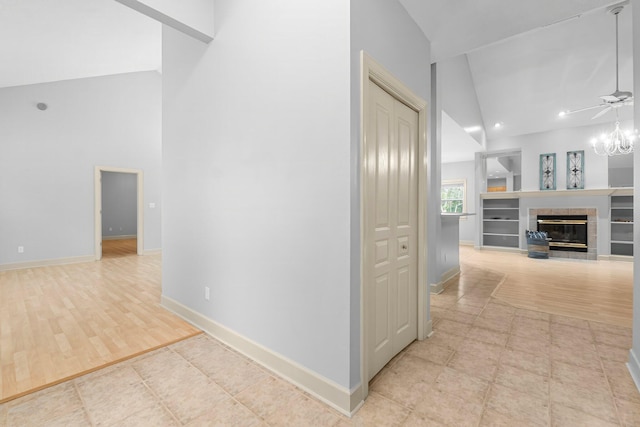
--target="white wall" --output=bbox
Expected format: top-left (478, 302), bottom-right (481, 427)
top-left (442, 160), bottom-right (476, 243)
top-left (162, 0), bottom-right (352, 389)
top-left (439, 54), bottom-right (486, 146)
top-left (0, 71), bottom-right (162, 265)
top-left (488, 122), bottom-right (630, 191)
top-left (162, 0), bottom-right (431, 400)
top-left (350, 0), bottom-right (431, 388)
top-left (102, 171), bottom-right (138, 237)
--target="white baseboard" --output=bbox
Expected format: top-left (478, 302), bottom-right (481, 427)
top-left (430, 266), bottom-right (461, 294)
top-left (459, 240), bottom-right (474, 246)
top-left (161, 295), bottom-right (361, 416)
top-left (102, 235), bottom-right (137, 240)
top-left (0, 255), bottom-right (95, 272)
top-left (425, 319), bottom-right (433, 337)
top-left (599, 254), bottom-right (634, 262)
top-left (142, 249), bottom-right (162, 256)
top-left (627, 349), bottom-right (640, 394)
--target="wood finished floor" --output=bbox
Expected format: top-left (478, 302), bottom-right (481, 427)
top-left (457, 246), bottom-right (633, 328)
top-left (0, 240), bottom-right (201, 403)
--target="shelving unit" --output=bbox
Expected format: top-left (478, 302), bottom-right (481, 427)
top-left (610, 195), bottom-right (633, 257)
top-left (482, 198), bottom-right (520, 249)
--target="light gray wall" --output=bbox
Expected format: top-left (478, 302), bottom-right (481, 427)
top-left (439, 217), bottom-right (459, 279)
top-left (0, 71), bottom-right (162, 265)
top-left (351, 0), bottom-right (432, 387)
top-left (101, 172), bottom-right (137, 237)
top-left (163, 0), bottom-right (352, 389)
top-left (609, 167), bottom-right (633, 188)
top-left (162, 0), bottom-right (431, 392)
top-left (442, 160), bottom-right (476, 243)
top-left (489, 121), bottom-right (634, 191)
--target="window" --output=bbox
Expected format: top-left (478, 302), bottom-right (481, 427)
top-left (441, 179), bottom-right (466, 214)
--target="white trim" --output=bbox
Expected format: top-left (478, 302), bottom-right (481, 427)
top-left (95, 166), bottom-right (144, 260)
top-left (460, 240), bottom-right (474, 246)
top-left (142, 249), bottom-right (162, 256)
top-left (0, 255), bottom-right (95, 272)
top-left (627, 349), bottom-right (640, 393)
top-left (360, 51), bottom-right (428, 401)
top-left (430, 266), bottom-right (461, 294)
top-left (599, 254), bottom-right (634, 262)
top-left (481, 187), bottom-right (633, 199)
top-left (102, 235), bottom-right (137, 241)
top-left (161, 296), bottom-right (360, 416)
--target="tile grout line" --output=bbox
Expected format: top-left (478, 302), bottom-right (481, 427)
top-left (588, 323), bottom-right (626, 426)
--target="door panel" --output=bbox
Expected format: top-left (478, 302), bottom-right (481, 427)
top-left (366, 81), bottom-right (418, 380)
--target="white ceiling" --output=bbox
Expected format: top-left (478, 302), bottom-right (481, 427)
top-left (400, 0), bottom-right (635, 158)
top-left (0, 0), bottom-right (634, 159)
top-left (0, 0), bottom-right (160, 89)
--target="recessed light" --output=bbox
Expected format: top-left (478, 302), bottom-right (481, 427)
top-left (464, 125), bottom-right (482, 133)
top-left (558, 111), bottom-right (567, 117)
top-left (494, 122), bottom-right (503, 129)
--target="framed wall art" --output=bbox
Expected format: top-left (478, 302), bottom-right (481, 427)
top-left (539, 153), bottom-right (556, 190)
top-left (566, 150), bottom-right (584, 190)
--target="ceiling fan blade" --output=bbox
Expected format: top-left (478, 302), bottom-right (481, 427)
top-left (600, 95), bottom-right (620, 103)
top-left (563, 104), bottom-right (607, 115)
top-left (591, 106), bottom-right (612, 119)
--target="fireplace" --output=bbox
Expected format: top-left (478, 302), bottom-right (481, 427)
top-left (537, 215), bottom-right (588, 252)
top-left (529, 208), bottom-right (596, 260)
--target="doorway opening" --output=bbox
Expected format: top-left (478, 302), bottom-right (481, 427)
top-left (94, 166), bottom-right (144, 260)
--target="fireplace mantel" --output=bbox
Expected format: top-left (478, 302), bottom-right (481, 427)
top-left (481, 187), bottom-right (632, 200)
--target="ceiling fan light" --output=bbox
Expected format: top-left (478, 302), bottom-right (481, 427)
top-left (591, 121), bottom-right (635, 156)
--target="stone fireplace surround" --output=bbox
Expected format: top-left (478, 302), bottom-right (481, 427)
top-left (529, 208), bottom-right (597, 260)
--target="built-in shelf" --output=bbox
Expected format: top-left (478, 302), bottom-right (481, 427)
top-left (611, 195), bottom-right (633, 257)
top-left (482, 198), bottom-right (520, 249)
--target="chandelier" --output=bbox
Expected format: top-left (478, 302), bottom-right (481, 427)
top-left (590, 112), bottom-right (638, 156)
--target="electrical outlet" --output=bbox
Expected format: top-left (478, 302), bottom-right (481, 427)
top-left (17, 246), bottom-right (24, 253)
top-left (204, 286), bottom-right (210, 301)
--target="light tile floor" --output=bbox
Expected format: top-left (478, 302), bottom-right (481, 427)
top-left (1, 264), bottom-right (639, 426)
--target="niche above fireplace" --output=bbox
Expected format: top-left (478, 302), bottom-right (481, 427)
top-left (529, 208), bottom-right (597, 260)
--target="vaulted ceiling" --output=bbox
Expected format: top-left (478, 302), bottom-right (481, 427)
top-left (400, 0), bottom-right (635, 159)
top-left (1, 0), bottom-right (634, 158)
top-left (0, 0), bottom-right (159, 89)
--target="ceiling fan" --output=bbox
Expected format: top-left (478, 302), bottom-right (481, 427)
top-left (559, 4), bottom-right (634, 120)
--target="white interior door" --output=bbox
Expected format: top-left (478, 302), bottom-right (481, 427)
top-left (365, 80), bottom-right (418, 380)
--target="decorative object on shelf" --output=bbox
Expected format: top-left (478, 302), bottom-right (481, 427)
top-left (590, 111), bottom-right (637, 156)
top-left (539, 153), bottom-right (556, 190)
top-left (566, 150), bottom-right (584, 190)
